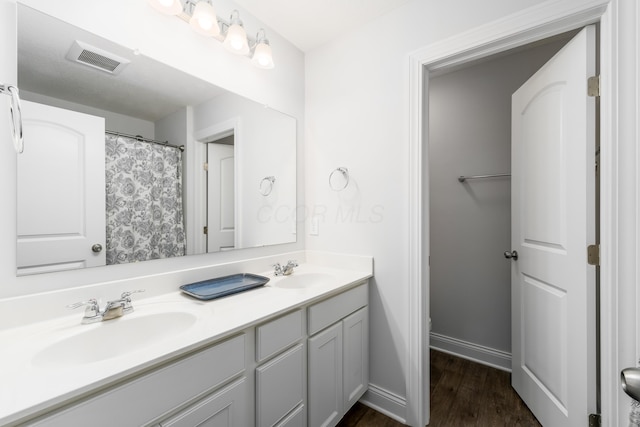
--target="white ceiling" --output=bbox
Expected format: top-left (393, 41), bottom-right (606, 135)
top-left (235, 0), bottom-right (415, 52)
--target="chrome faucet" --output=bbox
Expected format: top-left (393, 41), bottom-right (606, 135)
top-left (273, 260), bottom-right (298, 276)
top-left (68, 290), bottom-right (145, 324)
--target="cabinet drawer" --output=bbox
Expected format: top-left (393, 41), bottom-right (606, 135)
top-left (256, 309), bottom-right (303, 362)
top-left (160, 377), bottom-right (247, 427)
top-left (256, 344), bottom-right (304, 427)
top-left (308, 283), bottom-right (367, 335)
top-left (31, 334), bottom-right (246, 427)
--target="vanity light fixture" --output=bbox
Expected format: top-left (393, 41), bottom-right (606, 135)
top-left (189, 1), bottom-right (220, 36)
top-left (145, 0), bottom-right (275, 69)
top-left (252, 29), bottom-right (274, 69)
top-left (223, 10), bottom-right (250, 55)
top-left (147, 0), bottom-right (182, 15)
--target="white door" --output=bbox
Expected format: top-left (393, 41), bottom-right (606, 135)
top-left (17, 101), bottom-right (105, 274)
top-left (510, 26), bottom-right (596, 426)
top-left (207, 143), bottom-right (235, 252)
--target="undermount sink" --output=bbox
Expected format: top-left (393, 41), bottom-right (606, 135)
top-left (271, 272), bottom-right (336, 289)
top-left (32, 311), bottom-right (198, 368)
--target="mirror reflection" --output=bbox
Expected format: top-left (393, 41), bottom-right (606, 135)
top-left (16, 5), bottom-right (296, 276)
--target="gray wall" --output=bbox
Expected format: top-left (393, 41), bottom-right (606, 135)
top-left (428, 38), bottom-right (570, 367)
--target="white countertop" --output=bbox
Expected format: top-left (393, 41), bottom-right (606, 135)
top-left (0, 261), bottom-right (372, 425)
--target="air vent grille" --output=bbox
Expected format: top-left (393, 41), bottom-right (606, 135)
top-left (66, 40), bottom-right (130, 75)
top-left (77, 49), bottom-right (121, 73)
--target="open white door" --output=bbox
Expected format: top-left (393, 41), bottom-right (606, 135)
top-left (17, 101), bottom-right (105, 274)
top-left (207, 143), bottom-right (235, 252)
top-left (510, 26), bottom-right (596, 426)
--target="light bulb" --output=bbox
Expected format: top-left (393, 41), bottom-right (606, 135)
top-left (147, 0), bottom-right (182, 15)
top-left (223, 11), bottom-right (250, 55)
top-left (197, 15), bottom-right (214, 30)
top-left (189, 1), bottom-right (220, 36)
top-left (252, 42), bottom-right (274, 69)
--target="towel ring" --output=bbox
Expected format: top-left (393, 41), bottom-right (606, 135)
top-left (259, 176), bottom-right (276, 196)
top-left (329, 167), bottom-right (349, 191)
top-left (0, 84), bottom-right (24, 154)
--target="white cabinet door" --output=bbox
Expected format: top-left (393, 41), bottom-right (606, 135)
top-left (160, 378), bottom-right (247, 427)
top-left (17, 100), bottom-right (106, 274)
top-left (308, 323), bottom-right (343, 427)
top-left (256, 344), bottom-right (304, 427)
top-left (275, 404), bottom-right (305, 427)
top-left (343, 307), bottom-right (368, 409)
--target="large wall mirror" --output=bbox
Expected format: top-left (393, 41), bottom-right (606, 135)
top-left (16, 4), bottom-right (296, 276)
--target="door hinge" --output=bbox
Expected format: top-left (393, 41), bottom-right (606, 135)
top-left (587, 244), bottom-right (600, 266)
top-left (588, 75), bottom-right (600, 97)
top-left (203, 226), bottom-right (208, 235)
top-left (203, 162), bottom-right (209, 171)
top-left (589, 413), bottom-right (601, 427)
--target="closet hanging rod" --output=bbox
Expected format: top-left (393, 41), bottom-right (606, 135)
top-left (106, 130), bottom-right (185, 152)
top-left (458, 173), bottom-right (511, 183)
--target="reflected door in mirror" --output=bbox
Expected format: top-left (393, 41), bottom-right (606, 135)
top-left (207, 142), bottom-right (235, 252)
top-left (17, 101), bottom-right (106, 275)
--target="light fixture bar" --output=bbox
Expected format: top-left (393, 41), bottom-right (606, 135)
top-left (158, 0), bottom-right (273, 68)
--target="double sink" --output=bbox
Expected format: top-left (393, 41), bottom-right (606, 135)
top-left (30, 269), bottom-right (337, 368)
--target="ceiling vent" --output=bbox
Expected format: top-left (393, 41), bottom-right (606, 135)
top-left (66, 40), bottom-right (130, 75)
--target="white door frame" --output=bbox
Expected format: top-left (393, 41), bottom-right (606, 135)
top-left (407, 1), bottom-right (637, 426)
top-left (188, 118), bottom-right (240, 255)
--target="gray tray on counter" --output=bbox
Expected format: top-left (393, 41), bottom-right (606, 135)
top-left (180, 273), bottom-right (270, 300)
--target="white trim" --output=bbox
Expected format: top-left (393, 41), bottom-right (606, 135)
top-left (360, 383), bottom-right (407, 425)
top-left (407, 1), bottom-right (614, 426)
top-left (598, 1), bottom-right (640, 426)
top-left (406, 51), bottom-right (427, 427)
top-left (597, 4), bottom-right (618, 425)
top-left (193, 119), bottom-right (238, 142)
top-left (430, 333), bottom-right (512, 372)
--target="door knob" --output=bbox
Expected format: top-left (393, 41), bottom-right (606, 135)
top-left (92, 244), bottom-right (103, 253)
top-left (622, 368), bottom-right (640, 401)
top-left (504, 250), bottom-right (518, 260)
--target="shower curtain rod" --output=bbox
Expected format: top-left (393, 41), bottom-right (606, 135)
top-left (106, 130), bottom-right (185, 152)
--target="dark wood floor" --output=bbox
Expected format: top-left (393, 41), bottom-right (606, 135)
top-left (337, 350), bottom-right (541, 426)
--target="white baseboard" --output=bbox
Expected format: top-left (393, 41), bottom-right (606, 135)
top-left (430, 332), bottom-right (512, 372)
top-left (359, 383), bottom-right (407, 424)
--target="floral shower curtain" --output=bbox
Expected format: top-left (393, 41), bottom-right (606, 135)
top-left (105, 134), bottom-right (186, 264)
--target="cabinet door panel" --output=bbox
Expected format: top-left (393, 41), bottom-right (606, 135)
top-left (256, 344), bottom-right (304, 427)
top-left (308, 323), bottom-right (343, 427)
top-left (276, 404), bottom-right (305, 427)
top-left (343, 307), bottom-right (368, 409)
top-left (160, 378), bottom-right (247, 427)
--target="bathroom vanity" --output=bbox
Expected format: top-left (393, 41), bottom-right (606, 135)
top-left (0, 255), bottom-right (372, 427)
